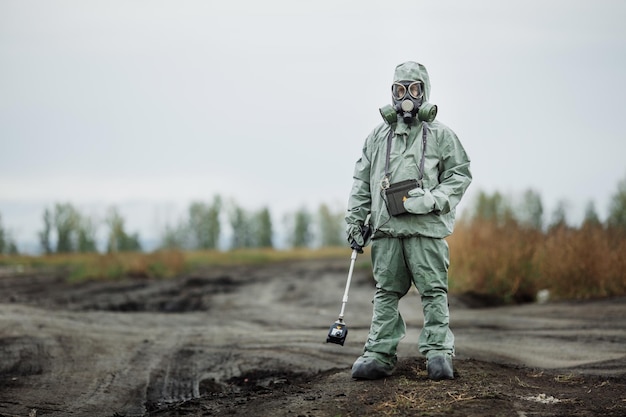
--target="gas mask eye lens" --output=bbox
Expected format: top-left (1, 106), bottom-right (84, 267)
top-left (408, 82), bottom-right (423, 99)
top-left (392, 83), bottom-right (407, 100)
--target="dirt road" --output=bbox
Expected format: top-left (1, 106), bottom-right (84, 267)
top-left (1, 258), bottom-right (625, 416)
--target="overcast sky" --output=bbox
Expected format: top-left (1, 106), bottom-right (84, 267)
top-left (1, 0), bottom-right (625, 250)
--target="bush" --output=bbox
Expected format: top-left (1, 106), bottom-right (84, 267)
top-left (448, 217), bottom-right (626, 303)
top-left (448, 218), bottom-right (542, 303)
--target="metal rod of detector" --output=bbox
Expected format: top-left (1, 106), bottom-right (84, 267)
top-left (338, 249), bottom-right (358, 321)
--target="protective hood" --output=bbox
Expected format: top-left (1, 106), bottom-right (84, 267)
top-left (393, 61), bottom-right (431, 102)
top-left (379, 61), bottom-right (436, 125)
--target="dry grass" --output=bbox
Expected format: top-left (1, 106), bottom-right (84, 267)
top-left (448, 219), bottom-right (626, 302)
top-left (0, 247), bottom-right (355, 282)
top-left (372, 379), bottom-right (496, 416)
top-left (448, 218), bottom-right (543, 302)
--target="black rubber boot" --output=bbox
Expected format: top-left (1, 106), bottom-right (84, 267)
top-left (351, 356), bottom-right (394, 380)
top-left (427, 355), bottom-right (454, 380)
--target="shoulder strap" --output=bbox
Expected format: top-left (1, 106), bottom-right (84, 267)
top-left (417, 122), bottom-right (428, 188)
top-left (382, 123), bottom-right (428, 189)
top-left (382, 129), bottom-right (393, 189)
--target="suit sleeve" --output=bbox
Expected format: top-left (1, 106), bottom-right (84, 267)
top-left (345, 138), bottom-right (373, 227)
top-left (431, 130), bottom-right (472, 214)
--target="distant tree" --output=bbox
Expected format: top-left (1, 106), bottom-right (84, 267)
top-left (472, 190), bottom-right (515, 226)
top-left (582, 200), bottom-right (602, 229)
top-left (515, 189), bottom-right (543, 230)
top-left (607, 174), bottom-right (626, 232)
top-left (548, 200), bottom-right (569, 232)
top-left (291, 207), bottom-right (313, 248)
top-left (105, 207), bottom-right (141, 252)
top-left (229, 203), bottom-right (253, 249)
top-left (39, 208), bottom-right (53, 254)
top-left (160, 222), bottom-right (187, 250)
top-left (187, 202), bottom-right (204, 248)
top-left (54, 203), bottom-right (80, 253)
top-left (6, 240), bottom-right (18, 255)
top-left (188, 196), bottom-right (222, 250)
top-left (0, 214), bottom-right (18, 255)
top-left (0, 214), bottom-right (15, 255)
top-left (125, 232), bottom-right (141, 252)
top-left (0, 213), bottom-right (5, 254)
top-left (76, 216), bottom-right (98, 253)
top-left (317, 203), bottom-right (344, 247)
top-left (254, 207), bottom-right (273, 248)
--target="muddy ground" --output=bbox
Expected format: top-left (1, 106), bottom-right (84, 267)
top-left (0, 257), bottom-right (625, 417)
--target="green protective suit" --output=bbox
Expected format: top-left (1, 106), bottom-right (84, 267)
top-left (346, 61), bottom-right (472, 367)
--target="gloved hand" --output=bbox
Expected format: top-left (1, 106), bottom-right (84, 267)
top-left (403, 188), bottom-right (436, 215)
top-left (347, 223), bottom-right (370, 253)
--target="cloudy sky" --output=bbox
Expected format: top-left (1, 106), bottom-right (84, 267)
top-left (1, 0), bottom-right (625, 250)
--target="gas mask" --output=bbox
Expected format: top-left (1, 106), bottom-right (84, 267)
top-left (379, 80), bottom-right (437, 125)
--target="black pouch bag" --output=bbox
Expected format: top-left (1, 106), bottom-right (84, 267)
top-left (385, 179), bottom-right (418, 216)
top-left (382, 123), bottom-right (428, 217)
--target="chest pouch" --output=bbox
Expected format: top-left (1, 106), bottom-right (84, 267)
top-left (385, 179), bottom-right (418, 216)
top-left (381, 123), bottom-right (428, 217)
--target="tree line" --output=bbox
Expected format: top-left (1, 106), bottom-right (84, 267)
top-left (0, 196), bottom-right (346, 255)
top-left (2, 174), bottom-right (626, 256)
top-left (468, 174), bottom-right (626, 233)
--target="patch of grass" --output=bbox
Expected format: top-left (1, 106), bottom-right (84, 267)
top-left (0, 247), bottom-right (361, 283)
top-left (184, 246), bottom-right (355, 268)
top-left (372, 381), bottom-right (479, 416)
top-left (554, 373), bottom-right (584, 384)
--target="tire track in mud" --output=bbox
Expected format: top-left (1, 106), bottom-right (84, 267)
top-left (0, 335), bottom-right (48, 377)
top-left (0, 259), bottom-right (359, 416)
top-left (63, 316), bottom-right (265, 416)
top-left (0, 305), bottom-right (251, 416)
top-left (145, 346), bottom-right (237, 408)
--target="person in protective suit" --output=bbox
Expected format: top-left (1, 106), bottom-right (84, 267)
top-left (346, 61), bottom-right (472, 380)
